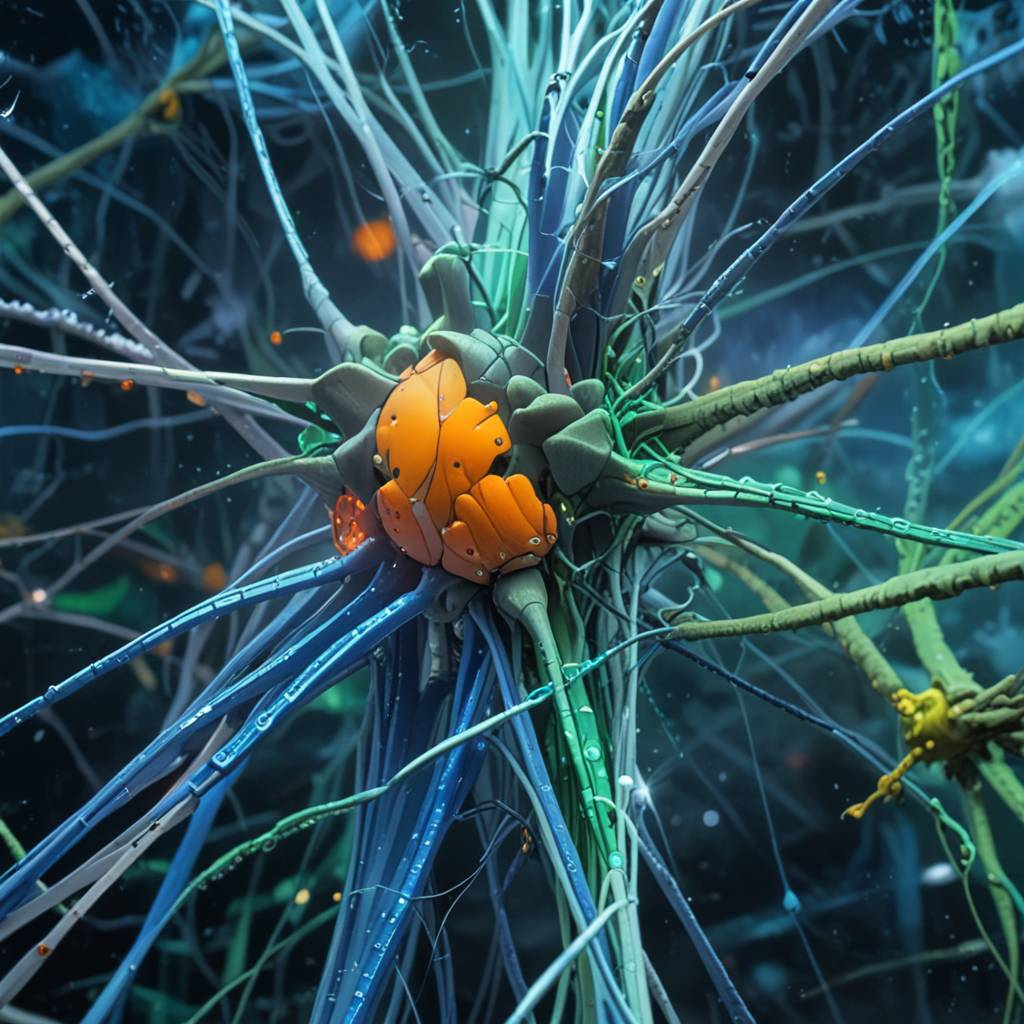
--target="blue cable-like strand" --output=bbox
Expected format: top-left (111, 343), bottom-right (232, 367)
top-left (311, 623), bottom-right (493, 1021)
top-left (0, 539), bottom-right (380, 739)
top-left (678, 35), bottom-right (1024, 342)
top-left (82, 774), bottom-right (236, 1024)
top-left (0, 552), bottom-right (398, 917)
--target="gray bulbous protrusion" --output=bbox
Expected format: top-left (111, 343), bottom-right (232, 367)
top-left (507, 443), bottom-right (549, 486)
top-left (383, 342), bottom-right (419, 375)
top-left (312, 363), bottom-right (396, 437)
top-left (354, 325), bottom-right (389, 364)
top-left (493, 570), bottom-right (562, 675)
top-left (293, 455), bottom-right (344, 503)
top-left (428, 329), bottom-right (543, 419)
top-left (493, 568), bottom-right (549, 624)
top-left (542, 408), bottom-right (613, 495)
top-left (570, 378), bottom-right (605, 413)
top-left (429, 328), bottom-right (502, 384)
top-left (420, 252), bottom-right (477, 334)
top-left (508, 393), bottom-right (584, 448)
top-left (424, 578), bottom-right (478, 622)
top-left (506, 374), bottom-right (547, 411)
top-left (584, 453), bottom-right (684, 514)
top-left (331, 413), bottom-right (381, 501)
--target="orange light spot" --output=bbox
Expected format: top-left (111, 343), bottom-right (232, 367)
top-left (201, 562), bottom-right (228, 593)
top-left (158, 88), bottom-right (181, 121)
top-left (785, 750), bottom-right (811, 771)
top-left (332, 493), bottom-right (367, 555)
top-left (13, 365), bottom-right (24, 375)
top-left (37, 944), bottom-right (51, 957)
top-left (0, 515), bottom-right (28, 539)
top-left (139, 560), bottom-right (180, 584)
top-left (332, 891), bottom-right (342, 903)
top-left (120, 379), bottom-right (135, 392)
top-left (707, 374), bottom-right (722, 392)
top-left (269, 330), bottom-right (283, 346)
top-left (186, 389), bottom-right (206, 407)
top-left (351, 219), bottom-right (397, 262)
top-left (815, 470), bottom-right (827, 486)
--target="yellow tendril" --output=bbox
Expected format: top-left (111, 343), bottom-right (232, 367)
top-left (842, 743), bottom-right (933, 820)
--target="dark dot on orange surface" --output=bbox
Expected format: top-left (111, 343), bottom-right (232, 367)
top-left (494, 438), bottom-right (504, 446)
top-left (466, 548), bottom-right (474, 555)
top-left (392, 468), bottom-right (400, 478)
top-left (453, 461), bottom-right (461, 468)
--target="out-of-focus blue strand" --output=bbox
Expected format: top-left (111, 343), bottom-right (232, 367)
top-left (848, 157), bottom-right (1024, 348)
top-left (311, 621), bottom-right (492, 1021)
top-left (637, 816), bottom-right (756, 1024)
top-left (0, 410), bottom-right (212, 442)
top-left (82, 774), bottom-right (235, 1024)
top-left (0, 538), bottom-right (380, 739)
top-left (471, 604), bottom-right (636, 1024)
top-left (0, 556), bottom-right (400, 917)
top-left (679, 34), bottom-right (1024, 342)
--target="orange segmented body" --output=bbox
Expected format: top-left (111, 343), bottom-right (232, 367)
top-left (373, 351), bottom-right (556, 583)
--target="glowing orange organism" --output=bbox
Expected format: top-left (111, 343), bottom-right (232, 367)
top-left (352, 219), bottom-right (397, 262)
top-left (332, 493), bottom-right (367, 555)
top-left (373, 351), bottom-right (557, 583)
top-left (157, 88), bottom-right (181, 122)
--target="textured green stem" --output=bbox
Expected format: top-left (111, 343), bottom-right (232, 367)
top-left (964, 788), bottom-right (1020, 1024)
top-left (980, 754), bottom-right (1024, 826)
top-left (0, 33), bottom-right (231, 226)
top-left (627, 303), bottom-right (1024, 449)
top-left (671, 550), bottom-right (1024, 640)
top-left (690, 518), bottom-right (905, 697)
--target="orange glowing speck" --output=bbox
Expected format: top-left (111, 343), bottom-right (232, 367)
top-left (202, 562), bottom-right (228, 593)
top-left (158, 88), bottom-right (181, 121)
top-left (352, 218), bottom-right (397, 262)
top-left (707, 374), bottom-right (722, 392)
top-left (269, 330), bottom-right (283, 346)
top-left (332, 493), bottom-right (367, 555)
top-left (120, 379), bottom-right (135, 392)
